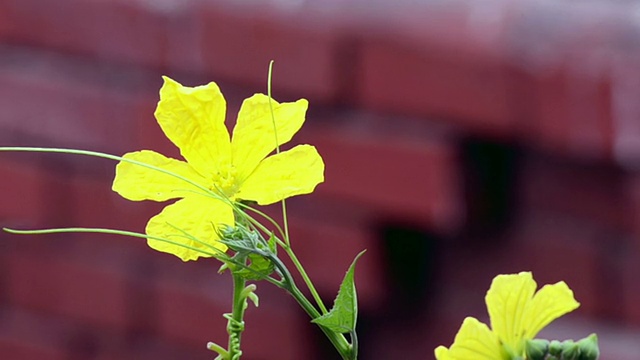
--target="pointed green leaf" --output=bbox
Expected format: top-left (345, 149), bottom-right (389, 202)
top-left (311, 250), bottom-right (366, 334)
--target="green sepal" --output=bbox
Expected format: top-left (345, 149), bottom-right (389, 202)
top-left (311, 250), bottom-right (366, 334)
top-left (234, 253), bottom-right (276, 281)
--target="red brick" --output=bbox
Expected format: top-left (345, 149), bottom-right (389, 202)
top-left (0, 306), bottom-right (217, 360)
top-left (620, 247), bottom-right (640, 326)
top-left (3, 0), bottom-right (159, 67)
top-left (507, 2), bottom-right (623, 159)
top-left (5, 239), bottom-right (131, 330)
top-left (0, 155), bottom-right (73, 228)
top-left (241, 287), bottom-right (311, 360)
top-left (198, 4), bottom-right (343, 102)
top-left (297, 118), bottom-right (462, 233)
top-left (629, 175), bottom-right (640, 247)
top-left (66, 169), bottom-right (164, 233)
top-left (0, 2), bottom-right (11, 37)
top-left (518, 153), bottom-right (630, 232)
top-left (154, 258), bottom-right (309, 360)
top-left (154, 262), bottom-right (229, 348)
top-left (515, 66), bottom-right (613, 159)
top-left (285, 212), bottom-right (385, 310)
top-left (3, 0), bottom-right (344, 88)
top-left (610, 57), bottom-right (640, 167)
top-left (438, 211), bottom-right (607, 318)
top-left (0, 339), bottom-right (66, 360)
top-left (366, 318), bottom-right (438, 360)
top-left (161, 2), bottom-right (211, 75)
top-left (93, 339), bottom-right (214, 360)
top-left (0, 50), bottom-right (142, 153)
top-left (0, 336), bottom-right (67, 360)
top-left (0, 309), bottom-right (70, 360)
top-left (356, 4), bottom-right (513, 136)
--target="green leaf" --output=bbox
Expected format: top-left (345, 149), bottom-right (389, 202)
top-left (311, 250), bottom-right (366, 334)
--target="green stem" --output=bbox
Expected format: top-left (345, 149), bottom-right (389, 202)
top-left (283, 245), bottom-right (328, 314)
top-left (289, 284), bottom-right (352, 360)
top-left (227, 273), bottom-right (249, 360)
top-left (350, 330), bottom-right (358, 360)
top-left (269, 254), bottom-right (352, 359)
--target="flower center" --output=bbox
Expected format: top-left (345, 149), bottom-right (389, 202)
top-left (210, 165), bottom-right (239, 199)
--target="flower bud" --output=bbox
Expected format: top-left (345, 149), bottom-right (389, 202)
top-left (524, 339), bottom-right (549, 360)
top-left (548, 340), bottom-right (563, 357)
top-left (561, 339), bottom-right (580, 360)
top-left (218, 223), bottom-right (263, 253)
top-left (576, 334), bottom-right (599, 360)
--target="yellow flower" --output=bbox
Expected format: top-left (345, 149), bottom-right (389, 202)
top-left (112, 76), bottom-right (324, 261)
top-left (435, 272), bottom-right (580, 360)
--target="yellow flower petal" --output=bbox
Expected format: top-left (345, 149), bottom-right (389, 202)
top-left (231, 94), bottom-right (308, 182)
top-left (236, 144), bottom-right (324, 205)
top-left (155, 76), bottom-right (231, 176)
top-left (485, 272), bottom-right (536, 352)
top-left (441, 317), bottom-right (506, 360)
top-left (145, 196), bottom-right (233, 261)
top-left (112, 150), bottom-right (207, 201)
top-left (522, 281), bottom-right (580, 339)
top-left (435, 346), bottom-right (453, 360)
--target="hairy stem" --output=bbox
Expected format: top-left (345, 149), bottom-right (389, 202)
top-left (227, 273), bottom-right (249, 360)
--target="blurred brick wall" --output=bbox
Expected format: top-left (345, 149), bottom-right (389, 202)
top-left (1, 0), bottom-right (640, 359)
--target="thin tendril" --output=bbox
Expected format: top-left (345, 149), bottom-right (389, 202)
top-left (0, 147), bottom-right (231, 204)
top-left (0, 146), bottom-right (252, 240)
top-left (267, 61), bottom-right (291, 246)
top-left (236, 202), bottom-right (286, 241)
top-left (4, 226), bottom-right (280, 283)
top-left (3, 227), bottom-right (221, 258)
top-left (265, 62), bottom-right (327, 314)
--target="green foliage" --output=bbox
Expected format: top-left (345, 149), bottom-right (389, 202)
top-left (311, 251), bottom-right (366, 334)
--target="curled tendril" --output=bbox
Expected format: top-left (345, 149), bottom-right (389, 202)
top-left (224, 312), bottom-right (245, 360)
top-left (208, 283), bottom-right (258, 360)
